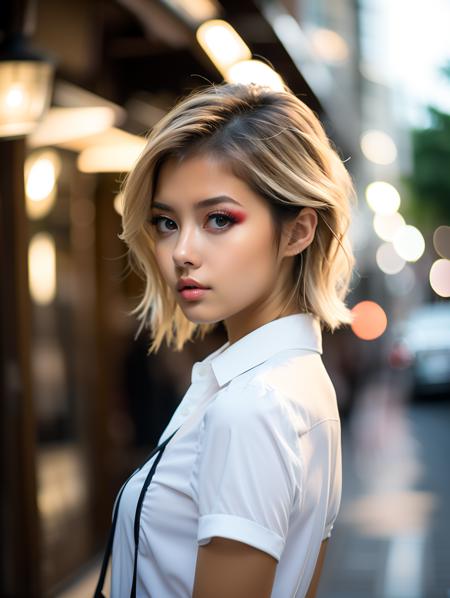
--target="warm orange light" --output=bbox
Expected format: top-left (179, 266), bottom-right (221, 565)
top-left (351, 301), bottom-right (388, 340)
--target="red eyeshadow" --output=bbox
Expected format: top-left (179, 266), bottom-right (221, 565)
top-left (227, 209), bottom-right (247, 223)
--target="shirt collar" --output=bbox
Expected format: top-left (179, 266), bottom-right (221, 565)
top-left (195, 313), bottom-right (322, 388)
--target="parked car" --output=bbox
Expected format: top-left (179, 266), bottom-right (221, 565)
top-left (388, 302), bottom-right (450, 399)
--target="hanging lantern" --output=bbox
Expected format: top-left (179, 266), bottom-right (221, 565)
top-left (0, 33), bottom-right (55, 138)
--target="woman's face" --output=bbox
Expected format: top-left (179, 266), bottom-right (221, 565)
top-left (149, 153), bottom-right (298, 343)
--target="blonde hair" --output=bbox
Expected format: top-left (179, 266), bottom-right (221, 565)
top-left (118, 82), bottom-right (357, 354)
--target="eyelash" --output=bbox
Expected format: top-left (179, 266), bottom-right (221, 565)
top-left (149, 210), bottom-right (239, 234)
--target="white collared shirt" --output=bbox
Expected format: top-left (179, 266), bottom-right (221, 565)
top-left (110, 313), bottom-right (342, 597)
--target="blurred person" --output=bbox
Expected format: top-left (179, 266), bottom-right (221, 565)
top-left (94, 82), bottom-right (356, 598)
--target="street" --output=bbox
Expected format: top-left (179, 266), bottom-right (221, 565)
top-left (318, 371), bottom-right (450, 598)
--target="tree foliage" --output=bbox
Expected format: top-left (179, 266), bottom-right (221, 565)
top-left (403, 65), bottom-right (450, 230)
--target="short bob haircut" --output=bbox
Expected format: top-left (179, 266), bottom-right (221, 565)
top-left (118, 82), bottom-right (357, 354)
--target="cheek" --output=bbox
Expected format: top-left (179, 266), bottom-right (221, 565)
top-left (217, 221), bottom-right (276, 282)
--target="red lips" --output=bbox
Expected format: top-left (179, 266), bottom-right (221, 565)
top-left (177, 277), bottom-right (210, 291)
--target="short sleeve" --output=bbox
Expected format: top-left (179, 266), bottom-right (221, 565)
top-left (191, 381), bottom-right (301, 562)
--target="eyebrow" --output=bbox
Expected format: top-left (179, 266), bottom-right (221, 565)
top-left (151, 195), bottom-right (243, 212)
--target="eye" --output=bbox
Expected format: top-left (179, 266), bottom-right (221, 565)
top-left (149, 216), bottom-right (177, 233)
top-left (207, 211), bottom-right (238, 230)
top-left (148, 210), bottom-right (238, 234)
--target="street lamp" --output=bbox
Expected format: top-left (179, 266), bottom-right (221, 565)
top-left (0, 33), bottom-right (54, 138)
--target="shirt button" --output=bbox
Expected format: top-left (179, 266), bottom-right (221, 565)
top-left (181, 406), bottom-right (191, 416)
top-left (191, 362), bottom-right (209, 383)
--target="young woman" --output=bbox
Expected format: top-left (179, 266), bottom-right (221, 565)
top-left (105, 82), bottom-right (356, 597)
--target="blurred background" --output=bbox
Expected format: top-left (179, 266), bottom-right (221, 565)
top-left (1, 0), bottom-right (449, 596)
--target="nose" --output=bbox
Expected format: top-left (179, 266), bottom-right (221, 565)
top-left (172, 223), bottom-right (202, 268)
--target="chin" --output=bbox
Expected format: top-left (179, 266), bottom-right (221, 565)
top-left (179, 307), bottom-right (224, 326)
top-left (185, 315), bottom-right (223, 325)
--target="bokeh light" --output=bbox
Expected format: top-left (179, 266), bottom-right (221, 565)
top-left (351, 301), bottom-right (388, 340)
top-left (429, 259), bottom-right (450, 297)
top-left (196, 20), bottom-right (251, 77)
top-left (30, 106), bottom-right (116, 146)
top-left (26, 157), bottom-right (55, 201)
top-left (226, 60), bottom-right (285, 91)
top-left (433, 225), bottom-right (450, 259)
top-left (373, 211), bottom-right (405, 241)
top-left (28, 232), bottom-right (56, 305)
top-left (25, 150), bottom-right (61, 219)
top-left (360, 129), bottom-right (397, 165)
top-left (366, 181), bottom-right (401, 214)
top-left (392, 225), bottom-right (425, 262)
top-left (376, 242), bottom-right (406, 274)
top-left (6, 85), bottom-right (25, 109)
top-left (309, 28), bottom-right (349, 63)
top-left (77, 139), bottom-right (146, 173)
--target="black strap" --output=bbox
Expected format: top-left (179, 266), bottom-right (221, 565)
top-left (93, 426), bottom-right (181, 598)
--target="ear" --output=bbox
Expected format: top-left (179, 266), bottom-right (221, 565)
top-left (282, 207), bottom-right (318, 258)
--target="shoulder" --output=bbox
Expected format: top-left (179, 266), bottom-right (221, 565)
top-left (256, 349), bottom-right (340, 432)
top-left (204, 348), bottom-right (339, 440)
top-left (214, 349), bottom-right (338, 433)
top-left (201, 374), bottom-right (299, 458)
top-left (206, 375), bottom-right (291, 431)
